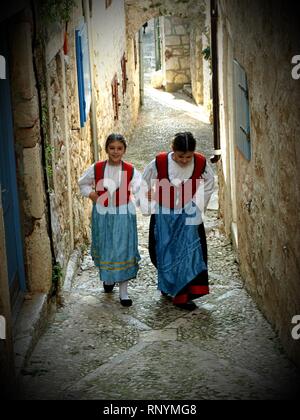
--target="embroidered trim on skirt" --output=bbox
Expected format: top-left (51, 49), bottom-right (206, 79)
top-left (91, 203), bottom-right (140, 284)
top-left (149, 205), bottom-right (209, 300)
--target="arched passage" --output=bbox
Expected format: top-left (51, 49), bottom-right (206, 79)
top-left (125, 0), bottom-right (212, 113)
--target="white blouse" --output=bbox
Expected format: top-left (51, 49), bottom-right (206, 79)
top-left (141, 152), bottom-right (215, 219)
top-left (78, 162), bottom-right (142, 202)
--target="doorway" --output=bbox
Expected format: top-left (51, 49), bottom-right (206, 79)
top-left (0, 25), bottom-right (26, 317)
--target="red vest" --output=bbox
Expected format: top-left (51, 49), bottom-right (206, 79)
top-left (95, 161), bottom-right (134, 207)
top-left (155, 152), bottom-right (206, 209)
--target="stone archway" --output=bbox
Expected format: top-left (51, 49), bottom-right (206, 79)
top-left (125, 0), bottom-right (207, 39)
top-left (125, 0), bottom-right (211, 110)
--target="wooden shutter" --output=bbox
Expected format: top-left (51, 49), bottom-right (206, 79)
top-left (121, 53), bottom-right (128, 96)
top-left (111, 74), bottom-right (120, 120)
top-left (233, 60), bottom-right (251, 161)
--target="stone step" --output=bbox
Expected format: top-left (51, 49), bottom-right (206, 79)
top-left (182, 84), bottom-right (193, 98)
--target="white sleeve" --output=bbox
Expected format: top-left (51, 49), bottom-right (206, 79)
top-left (142, 159), bottom-right (158, 188)
top-left (203, 163), bottom-right (215, 211)
top-left (78, 164), bottom-right (95, 198)
top-left (194, 162), bottom-right (215, 213)
top-left (131, 168), bottom-right (142, 195)
top-left (139, 160), bottom-right (158, 215)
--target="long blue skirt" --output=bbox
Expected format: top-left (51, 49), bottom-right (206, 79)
top-left (153, 205), bottom-right (207, 297)
top-left (91, 203), bottom-right (140, 284)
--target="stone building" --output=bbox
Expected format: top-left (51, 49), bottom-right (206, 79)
top-left (0, 0), bottom-right (141, 392)
top-left (1, 0), bottom-right (300, 396)
top-left (215, 0), bottom-right (300, 367)
top-left (125, 0), bottom-right (212, 114)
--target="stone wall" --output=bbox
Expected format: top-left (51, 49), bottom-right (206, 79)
top-left (92, 0), bottom-right (140, 156)
top-left (10, 9), bottom-right (52, 294)
top-left (125, 0), bottom-right (206, 38)
top-left (0, 204), bottom-right (15, 396)
top-left (190, 1), bottom-right (212, 115)
top-left (164, 16), bottom-right (191, 92)
top-left (40, 0), bottom-right (93, 274)
top-left (217, 0), bottom-right (300, 367)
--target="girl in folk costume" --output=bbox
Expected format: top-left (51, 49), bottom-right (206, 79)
top-left (79, 134), bottom-right (141, 307)
top-left (142, 132), bottom-right (215, 311)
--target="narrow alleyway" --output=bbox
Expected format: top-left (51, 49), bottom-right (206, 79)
top-left (21, 87), bottom-right (300, 400)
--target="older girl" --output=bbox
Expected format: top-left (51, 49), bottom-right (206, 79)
top-left (142, 132), bottom-right (215, 311)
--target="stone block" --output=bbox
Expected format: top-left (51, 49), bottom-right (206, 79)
top-left (25, 215), bottom-right (52, 294)
top-left (23, 144), bottom-right (45, 219)
top-left (11, 22), bottom-right (36, 100)
top-left (175, 25), bottom-right (187, 35)
top-left (15, 122), bottom-right (40, 148)
top-left (165, 35), bottom-right (182, 46)
top-left (13, 95), bottom-right (39, 128)
top-left (179, 56), bottom-right (191, 70)
top-left (166, 57), bottom-right (180, 71)
top-left (181, 36), bottom-right (190, 45)
top-left (174, 72), bottom-right (190, 84)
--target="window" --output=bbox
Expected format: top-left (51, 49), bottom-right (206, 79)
top-left (111, 74), bottom-right (120, 120)
top-left (121, 53), bottom-right (128, 96)
top-left (233, 60), bottom-right (251, 161)
top-left (76, 23), bottom-right (92, 128)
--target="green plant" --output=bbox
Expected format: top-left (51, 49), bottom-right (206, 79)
top-left (52, 263), bottom-right (63, 287)
top-left (202, 46), bottom-right (211, 61)
top-left (40, 0), bottom-right (76, 25)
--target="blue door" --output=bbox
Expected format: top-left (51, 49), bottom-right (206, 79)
top-left (0, 26), bottom-right (26, 310)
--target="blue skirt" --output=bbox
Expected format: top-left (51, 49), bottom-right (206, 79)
top-left (153, 205), bottom-right (207, 297)
top-left (91, 203), bottom-right (140, 284)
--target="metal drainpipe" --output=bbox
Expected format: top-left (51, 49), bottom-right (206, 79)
top-left (210, 0), bottom-right (221, 164)
top-left (139, 28), bottom-right (144, 106)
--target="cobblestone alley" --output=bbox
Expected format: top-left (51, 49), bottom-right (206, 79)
top-left (20, 87), bottom-right (300, 400)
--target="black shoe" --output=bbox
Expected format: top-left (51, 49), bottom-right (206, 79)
top-left (120, 299), bottom-right (133, 307)
top-left (161, 291), bottom-right (168, 297)
top-left (175, 302), bottom-right (197, 311)
top-left (103, 283), bottom-right (115, 293)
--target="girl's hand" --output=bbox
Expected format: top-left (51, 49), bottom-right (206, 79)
top-left (147, 189), bottom-right (155, 202)
top-left (89, 192), bottom-right (99, 204)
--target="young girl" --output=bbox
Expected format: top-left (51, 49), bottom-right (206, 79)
top-left (78, 134), bottom-right (141, 307)
top-left (142, 132), bottom-right (215, 311)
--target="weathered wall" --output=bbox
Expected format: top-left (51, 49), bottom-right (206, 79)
top-left (164, 16), bottom-right (191, 92)
top-left (125, 0), bottom-right (206, 38)
top-left (92, 0), bottom-right (140, 155)
top-left (218, 0), bottom-right (300, 366)
top-left (190, 0), bottom-right (212, 115)
top-left (10, 9), bottom-right (52, 294)
top-left (0, 203), bottom-right (15, 396)
top-left (40, 0), bottom-right (93, 274)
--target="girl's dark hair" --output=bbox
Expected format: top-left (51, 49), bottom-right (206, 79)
top-left (172, 132), bottom-right (196, 153)
top-left (105, 133), bottom-right (127, 152)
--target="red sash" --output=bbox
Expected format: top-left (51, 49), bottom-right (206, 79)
top-left (155, 152), bottom-right (206, 209)
top-left (95, 161), bottom-right (134, 207)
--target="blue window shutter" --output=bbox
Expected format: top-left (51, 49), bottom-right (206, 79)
top-left (76, 23), bottom-right (92, 128)
top-left (80, 24), bottom-right (92, 120)
top-left (76, 30), bottom-right (86, 127)
top-left (233, 60), bottom-right (251, 161)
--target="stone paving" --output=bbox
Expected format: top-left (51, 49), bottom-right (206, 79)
top-left (20, 87), bottom-right (300, 400)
